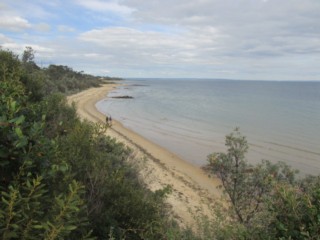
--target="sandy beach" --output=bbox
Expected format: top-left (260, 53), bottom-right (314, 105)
top-left (67, 83), bottom-right (222, 228)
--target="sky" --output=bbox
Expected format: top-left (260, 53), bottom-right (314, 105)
top-left (0, 0), bottom-right (319, 80)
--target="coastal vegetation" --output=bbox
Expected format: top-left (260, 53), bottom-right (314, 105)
top-left (0, 47), bottom-right (193, 239)
top-left (1, 47), bottom-right (319, 239)
top-left (204, 129), bottom-right (320, 239)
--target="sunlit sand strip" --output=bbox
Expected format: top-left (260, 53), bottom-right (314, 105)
top-left (67, 83), bottom-right (222, 228)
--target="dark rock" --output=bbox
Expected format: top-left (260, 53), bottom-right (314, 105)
top-left (111, 95), bottom-right (134, 99)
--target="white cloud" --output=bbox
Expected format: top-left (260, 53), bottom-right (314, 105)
top-left (75, 0), bottom-right (134, 15)
top-left (79, 26), bottom-right (224, 67)
top-left (1, 41), bottom-right (54, 57)
top-left (29, 44), bottom-right (54, 53)
top-left (0, 0), bottom-right (55, 21)
top-left (0, 16), bottom-right (31, 31)
top-left (123, 0), bottom-right (320, 58)
top-left (58, 25), bottom-right (75, 32)
top-left (1, 43), bottom-right (24, 52)
top-left (0, 33), bottom-right (13, 43)
top-left (1, 0), bottom-right (319, 79)
top-left (83, 53), bottom-right (113, 61)
top-left (35, 22), bottom-right (51, 32)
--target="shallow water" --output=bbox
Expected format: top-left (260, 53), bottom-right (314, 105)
top-left (96, 79), bottom-right (320, 176)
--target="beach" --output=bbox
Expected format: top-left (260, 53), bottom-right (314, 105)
top-left (67, 83), bottom-right (222, 227)
top-left (96, 79), bottom-right (320, 176)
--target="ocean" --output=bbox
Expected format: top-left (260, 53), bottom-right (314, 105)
top-left (96, 79), bottom-right (320, 176)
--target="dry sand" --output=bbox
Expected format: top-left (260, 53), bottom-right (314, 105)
top-left (67, 83), bottom-right (222, 228)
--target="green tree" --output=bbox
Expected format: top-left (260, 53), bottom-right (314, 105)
top-left (0, 49), bottom-right (92, 239)
top-left (0, 47), bottom-right (196, 240)
top-left (22, 46), bottom-right (35, 64)
top-left (206, 129), bottom-right (255, 225)
top-left (267, 176), bottom-right (320, 239)
top-left (205, 129), bottom-right (300, 238)
top-left (57, 120), bottom-right (174, 239)
top-left (20, 47), bottom-right (43, 101)
top-left (0, 49), bottom-right (21, 82)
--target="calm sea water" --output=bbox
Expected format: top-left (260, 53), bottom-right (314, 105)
top-left (96, 79), bottom-right (320, 176)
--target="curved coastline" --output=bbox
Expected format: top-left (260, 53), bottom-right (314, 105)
top-left (67, 83), bottom-right (222, 226)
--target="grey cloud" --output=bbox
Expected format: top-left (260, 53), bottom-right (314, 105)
top-left (77, 0), bottom-right (320, 79)
top-left (1, 0), bottom-right (319, 80)
top-left (123, 0), bottom-right (320, 59)
top-left (79, 26), bottom-right (225, 67)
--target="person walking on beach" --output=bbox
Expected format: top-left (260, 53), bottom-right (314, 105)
top-left (106, 115), bottom-right (112, 126)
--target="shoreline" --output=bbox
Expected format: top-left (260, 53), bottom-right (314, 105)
top-left (67, 83), bottom-right (221, 227)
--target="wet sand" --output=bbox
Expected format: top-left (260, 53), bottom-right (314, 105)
top-left (67, 83), bottom-right (222, 227)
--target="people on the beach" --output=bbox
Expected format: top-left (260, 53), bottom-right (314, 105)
top-left (106, 115), bottom-right (112, 126)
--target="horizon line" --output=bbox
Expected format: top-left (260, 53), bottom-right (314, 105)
top-left (123, 77), bottom-right (320, 82)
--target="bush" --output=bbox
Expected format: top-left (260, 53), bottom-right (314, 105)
top-left (1, 47), bottom-right (191, 239)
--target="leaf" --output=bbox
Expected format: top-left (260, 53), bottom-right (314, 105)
top-left (278, 222), bottom-right (287, 231)
top-left (0, 148), bottom-right (9, 158)
top-left (9, 115), bottom-right (25, 125)
top-left (2, 196), bottom-right (9, 205)
top-left (15, 137), bottom-right (28, 148)
top-left (26, 180), bottom-right (31, 188)
top-left (10, 101), bottom-right (16, 112)
top-left (4, 231), bottom-right (18, 238)
top-left (11, 223), bottom-right (19, 229)
top-left (15, 127), bottom-right (23, 138)
top-left (64, 225), bottom-right (77, 231)
top-left (300, 231), bottom-right (310, 237)
top-left (33, 225), bottom-right (44, 229)
top-left (59, 164), bottom-right (68, 172)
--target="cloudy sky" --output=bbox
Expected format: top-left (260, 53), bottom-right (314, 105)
top-left (0, 0), bottom-right (319, 80)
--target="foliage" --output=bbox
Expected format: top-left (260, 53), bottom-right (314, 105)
top-left (57, 120), bottom-right (177, 239)
top-left (0, 75), bottom-right (91, 239)
top-left (44, 65), bottom-right (102, 94)
top-left (22, 46), bottom-right (35, 64)
top-left (0, 49), bottom-right (21, 82)
top-left (267, 176), bottom-right (320, 239)
top-left (205, 128), bottom-right (320, 239)
top-left (0, 47), bottom-right (192, 239)
top-left (3, 46), bottom-right (319, 239)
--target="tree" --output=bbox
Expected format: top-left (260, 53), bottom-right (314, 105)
top-left (0, 49), bottom-right (92, 240)
top-left (22, 46), bottom-right (35, 64)
top-left (0, 48), bottom-right (195, 239)
top-left (206, 128), bottom-right (254, 225)
top-left (204, 129), bottom-right (320, 240)
top-left (267, 176), bottom-right (320, 239)
top-left (0, 49), bottom-right (21, 82)
top-left (205, 129), bottom-right (299, 237)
